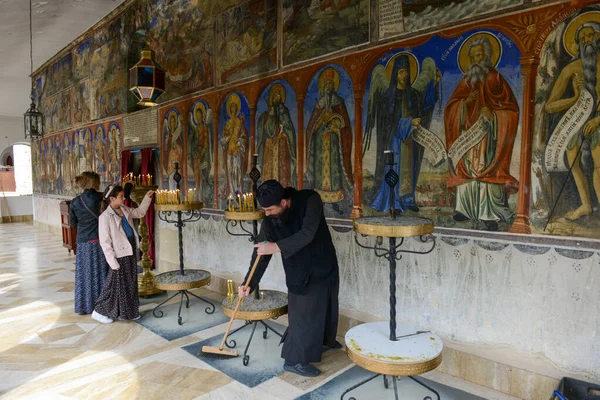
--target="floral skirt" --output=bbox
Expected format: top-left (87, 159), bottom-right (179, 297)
top-left (74, 240), bottom-right (109, 314)
top-left (94, 236), bottom-right (139, 320)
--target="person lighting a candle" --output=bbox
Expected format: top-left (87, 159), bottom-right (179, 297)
top-left (238, 180), bottom-right (341, 377)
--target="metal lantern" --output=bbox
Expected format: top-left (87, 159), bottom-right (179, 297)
top-left (24, 95), bottom-right (44, 140)
top-left (24, 0), bottom-right (44, 140)
top-left (129, 49), bottom-right (166, 107)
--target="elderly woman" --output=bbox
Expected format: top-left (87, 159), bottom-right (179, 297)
top-left (70, 171), bottom-right (107, 315)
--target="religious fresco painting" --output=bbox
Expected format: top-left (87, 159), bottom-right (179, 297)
top-left (72, 130), bottom-right (83, 181)
top-left (80, 127), bottom-right (95, 175)
top-left (73, 80), bottom-right (91, 125)
top-left (532, 7), bottom-right (600, 238)
top-left (62, 132), bottom-right (74, 195)
top-left (256, 80), bottom-right (298, 189)
top-left (107, 121), bottom-right (122, 185)
top-left (42, 95), bottom-right (60, 134)
top-left (54, 135), bottom-right (64, 195)
top-left (32, 140), bottom-right (41, 193)
top-left (160, 107), bottom-right (185, 190)
top-left (282, 0), bottom-right (369, 65)
top-left (187, 99), bottom-right (214, 205)
top-left (94, 125), bottom-right (109, 188)
top-left (73, 40), bottom-right (91, 81)
top-left (44, 53), bottom-right (74, 97)
top-left (148, 0), bottom-right (214, 101)
top-left (362, 30), bottom-right (523, 232)
top-left (402, 0), bottom-right (523, 34)
top-left (216, 0), bottom-right (277, 84)
top-left (304, 64), bottom-right (355, 218)
top-left (218, 91), bottom-right (251, 209)
top-left (90, 37), bottom-right (128, 120)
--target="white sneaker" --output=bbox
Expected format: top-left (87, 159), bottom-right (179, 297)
top-left (92, 310), bottom-right (114, 324)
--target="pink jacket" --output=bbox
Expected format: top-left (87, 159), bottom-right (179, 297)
top-left (99, 195), bottom-right (152, 270)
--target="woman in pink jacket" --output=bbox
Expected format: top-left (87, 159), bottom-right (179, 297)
top-left (92, 184), bottom-right (154, 324)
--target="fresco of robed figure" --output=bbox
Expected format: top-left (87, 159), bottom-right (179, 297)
top-left (363, 52), bottom-right (442, 213)
top-left (256, 81), bottom-right (297, 188)
top-left (220, 92), bottom-right (249, 199)
top-left (162, 109), bottom-right (184, 190)
top-left (305, 66), bottom-right (354, 213)
top-left (188, 99), bottom-right (213, 204)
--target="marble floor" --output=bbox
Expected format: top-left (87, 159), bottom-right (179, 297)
top-left (0, 223), bottom-right (520, 400)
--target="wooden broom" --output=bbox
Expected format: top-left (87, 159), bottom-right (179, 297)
top-left (201, 254), bottom-right (262, 357)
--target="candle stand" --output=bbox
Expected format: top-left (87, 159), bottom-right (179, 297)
top-left (341, 152), bottom-right (442, 400)
top-left (152, 163), bottom-right (216, 326)
top-left (219, 157), bottom-right (286, 366)
top-left (130, 185), bottom-right (164, 297)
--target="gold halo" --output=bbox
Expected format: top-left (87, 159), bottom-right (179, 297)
top-left (167, 111), bottom-right (177, 126)
top-left (226, 93), bottom-right (241, 117)
top-left (385, 52), bottom-right (419, 85)
top-left (563, 11), bottom-right (600, 57)
top-left (457, 32), bottom-right (502, 74)
top-left (193, 101), bottom-right (206, 124)
top-left (268, 83), bottom-right (286, 106)
top-left (318, 67), bottom-right (340, 95)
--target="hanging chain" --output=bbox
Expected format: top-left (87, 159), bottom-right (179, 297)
top-left (29, 0), bottom-right (34, 99)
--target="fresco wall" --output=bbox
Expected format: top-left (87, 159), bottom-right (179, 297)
top-left (32, 0), bottom-right (600, 240)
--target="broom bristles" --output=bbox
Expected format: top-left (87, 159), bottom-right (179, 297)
top-left (201, 345), bottom-right (238, 357)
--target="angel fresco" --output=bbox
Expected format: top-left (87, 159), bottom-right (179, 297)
top-left (162, 109), bottom-right (184, 190)
top-left (305, 67), bottom-right (353, 205)
top-left (256, 82), bottom-right (297, 188)
top-left (220, 93), bottom-right (248, 197)
top-left (108, 123), bottom-right (121, 184)
top-left (188, 100), bottom-right (213, 203)
top-left (363, 52), bottom-right (442, 213)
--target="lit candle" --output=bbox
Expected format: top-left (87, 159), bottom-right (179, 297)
top-left (260, 291), bottom-right (264, 300)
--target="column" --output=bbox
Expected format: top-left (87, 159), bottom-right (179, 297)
top-left (297, 93), bottom-right (305, 189)
top-left (351, 85), bottom-right (365, 220)
top-left (509, 56), bottom-right (539, 234)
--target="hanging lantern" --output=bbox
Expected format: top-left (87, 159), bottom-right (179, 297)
top-left (24, 0), bottom-right (44, 140)
top-left (24, 95), bottom-right (44, 139)
top-left (129, 49), bottom-right (166, 107)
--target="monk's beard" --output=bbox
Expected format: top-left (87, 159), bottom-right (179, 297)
top-left (579, 40), bottom-right (599, 100)
top-left (466, 61), bottom-right (491, 87)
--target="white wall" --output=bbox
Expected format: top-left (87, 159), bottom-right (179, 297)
top-left (0, 115), bottom-right (24, 150)
top-left (13, 144), bottom-right (32, 195)
top-left (0, 194), bottom-right (33, 217)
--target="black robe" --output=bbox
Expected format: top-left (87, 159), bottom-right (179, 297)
top-left (243, 188), bottom-right (339, 364)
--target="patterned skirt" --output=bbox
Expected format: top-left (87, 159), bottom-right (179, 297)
top-left (74, 240), bottom-right (109, 314)
top-left (94, 236), bottom-right (140, 320)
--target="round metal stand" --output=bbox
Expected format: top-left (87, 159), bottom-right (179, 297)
top-left (341, 153), bottom-right (441, 399)
top-left (153, 163), bottom-right (215, 326)
top-left (221, 290), bottom-right (287, 366)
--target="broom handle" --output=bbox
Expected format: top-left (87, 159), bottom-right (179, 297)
top-left (218, 254), bottom-right (262, 350)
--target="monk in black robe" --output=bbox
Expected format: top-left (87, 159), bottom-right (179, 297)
top-left (238, 180), bottom-right (340, 377)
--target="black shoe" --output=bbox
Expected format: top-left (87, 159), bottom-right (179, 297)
top-left (406, 205), bottom-right (420, 212)
top-left (323, 341), bottom-right (343, 352)
top-left (484, 220), bottom-right (499, 231)
top-left (453, 212), bottom-right (469, 221)
top-left (283, 362), bottom-right (321, 377)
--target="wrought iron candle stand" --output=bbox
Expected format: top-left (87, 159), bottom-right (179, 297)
top-left (341, 151), bottom-right (442, 400)
top-left (220, 155), bottom-right (285, 366)
top-left (152, 163), bottom-right (216, 326)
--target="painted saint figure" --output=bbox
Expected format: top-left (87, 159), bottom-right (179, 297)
top-left (73, 132), bottom-right (82, 178)
top-left (221, 94), bottom-right (248, 196)
top-left (83, 129), bottom-right (94, 171)
top-left (108, 124), bottom-right (120, 184)
top-left (162, 111), bottom-right (183, 190)
top-left (444, 34), bottom-right (519, 231)
top-left (95, 127), bottom-right (107, 185)
top-left (305, 67), bottom-right (353, 204)
top-left (188, 101), bottom-right (213, 201)
top-left (545, 19), bottom-right (600, 221)
top-left (63, 134), bottom-right (73, 193)
top-left (364, 53), bottom-right (442, 212)
top-left (256, 83), bottom-right (297, 187)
